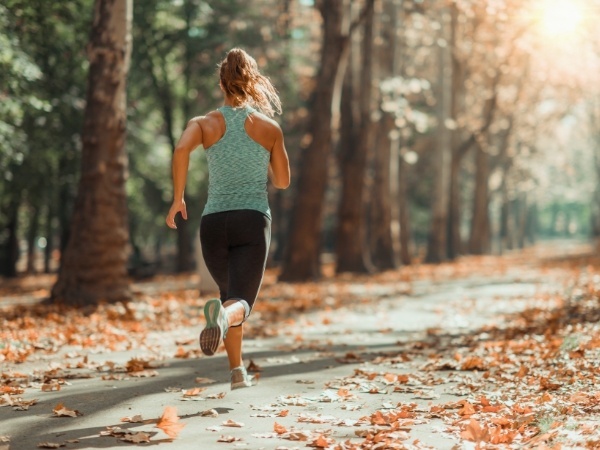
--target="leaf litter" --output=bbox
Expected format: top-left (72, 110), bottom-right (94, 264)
top-left (2, 249), bottom-right (600, 448)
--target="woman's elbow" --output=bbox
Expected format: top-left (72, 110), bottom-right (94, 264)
top-left (273, 176), bottom-right (290, 189)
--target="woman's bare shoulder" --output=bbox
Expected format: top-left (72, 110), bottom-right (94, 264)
top-left (249, 110), bottom-right (282, 135)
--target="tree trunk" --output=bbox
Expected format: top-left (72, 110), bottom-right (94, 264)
top-left (425, 7), bottom-right (452, 263)
top-left (52, 0), bottom-right (132, 305)
top-left (499, 176), bottom-right (510, 253)
top-left (446, 5), bottom-right (464, 261)
top-left (26, 204), bottom-right (40, 274)
top-left (336, 0), bottom-right (376, 274)
top-left (447, 153), bottom-right (462, 259)
top-left (369, 0), bottom-right (397, 270)
top-left (44, 201), bottom-right (54, 274)
top-left (468, 145), bottom-right (490, 254)
top-left (370, 114), bottom-right (397, 270)
top-left (398, 152), bottom-right (412, 265)
top-left (279, 0), bottom-right (349, 281)
top-left (0, 199), bottom-right (20, 278)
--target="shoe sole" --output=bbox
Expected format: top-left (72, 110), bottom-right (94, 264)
top-left (200, 299), bottom-right (223, 356)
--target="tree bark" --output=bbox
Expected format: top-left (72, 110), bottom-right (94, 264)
top-left (468, 144), bottom-right (490, 254)
top-left (425, 7), bottom-right (452, 263)
top-left (0, 199), bottom-right (20, 278)
top-left (26, 204), bottom-right (40, 274)
top-left (335, 0), bottom-right (376, 274)
top-left (52, 0), bottom-right (133, 305)
top-left (369, 0), bottom-right (397, 270)
top-left (446, 5), bottom-right (464, 261)
top-left (279, 0), bottom-right (349, 281)
top-left (398, 151), bottom-right (412, 265)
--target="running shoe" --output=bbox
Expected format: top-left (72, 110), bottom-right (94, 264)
top-left (199, 298), bottom-right (228, 356)
top-left (230, 365), bottom-right (255, 390)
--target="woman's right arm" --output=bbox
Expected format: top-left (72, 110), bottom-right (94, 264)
top-left (269, 125), bottom-right (290, 189)
top-left (166, 118), bottom-right (203, 229)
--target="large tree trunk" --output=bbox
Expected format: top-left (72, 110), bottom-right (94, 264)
top-left (447, 152), bottom-right (463, 259)
top-left (335, 0), bottom-right (376, 274)
top-left (279, 0), bottom-right (349, 281)
top-left (446, 5), bottom-right (464, 261)
top-left (370, 114), bottom-right (397, 270)
top-left (369, 0), bottom-right (397, 270)
top-left (52, 0), bottom-right (132, 305)
top-left (425, 7), bottom-right (452, 263)
top-left (468, 144), bottom-right (491, 254)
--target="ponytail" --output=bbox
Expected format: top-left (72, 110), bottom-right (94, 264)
top-left (219, 48), bottom-right (282, 117)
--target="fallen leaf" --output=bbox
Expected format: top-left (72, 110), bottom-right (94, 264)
top-left (247, 360), bottom-right (262, 372)
top-left (41, 383), bottom-right (61, 392)
top-left (460, 419), bottom-right (490, 443)
top-left (155, 406), bottom-right (185, 439)
top-left (120, 432), bottom-right (150, 443)
top-left (37, 443), bottom-right (64, 449)
top-left (120, 414), bottom-right (144, 423)
top-left (195, 377), bottom-right (216, 384)
top-left (222, 419), bottom-right (244, 427)
top-left (52, 403), bottom-right (81, 417)
top-left (183, 387), bottom-right (205, 397)
top-left (206, 392), bottom-right (226, 399)
top-left (200, 409), bottom-right (218, 417)
top-left (217, 435), bottom-right (242, 443)
top-left (274, 422), bottom-right (287, 434)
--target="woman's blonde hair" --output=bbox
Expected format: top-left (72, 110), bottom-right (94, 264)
top-left (219, 48), bottom-right (282, 117)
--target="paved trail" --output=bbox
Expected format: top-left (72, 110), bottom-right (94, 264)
top-left (0, 257), bottom-right (573, 449)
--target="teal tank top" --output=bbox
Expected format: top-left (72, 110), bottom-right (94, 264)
top-left (202, 105), bottom-right (271, 219)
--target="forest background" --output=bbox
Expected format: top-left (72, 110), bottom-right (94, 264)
top-left (1, 0), bottom-right (599, 304)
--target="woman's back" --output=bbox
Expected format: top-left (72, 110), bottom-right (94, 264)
top-left (201, 105), bottom-right (271, 218)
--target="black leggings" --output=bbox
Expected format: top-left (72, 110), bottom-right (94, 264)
top-left (200, 209), bottom-right (271, 323)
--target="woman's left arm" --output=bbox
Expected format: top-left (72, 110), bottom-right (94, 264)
top-left (166, 118), bottom-right (203, 229)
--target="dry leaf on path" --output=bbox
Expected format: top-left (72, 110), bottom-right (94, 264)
top-left (37, 443), bottom-right (64, 449)
top-left (206, 392), bottom-right (226, 399)
top-left (120, 414), bottom-right (143, 423)
top-left (129, 369), bottom-right (158, 378)
top-left (155, 406), bottom-right (185, 439)
top-left (183, 387), bottom-right (205, 397)
top-left (222, 419), bottom-right (244, 427)
top-left (461, 419), bottom-right (490, 443)
top-left (195, 377), bottom-right (216, 384)
top-left (217, 435), bottom-right (242, 443)
top-left (52, 403), bottom-right (81, 417)
top-left (274, 422), bottom-right (287, 434)
top-left (200, 409), bottom-right (218, 417)
top-left (120, 432), bottom-right (150, 443)
top-left (247, 360), bottom-right (262, 372)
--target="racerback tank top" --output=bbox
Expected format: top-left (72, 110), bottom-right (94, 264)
top-left (202, 105), bottom-right (271, 219)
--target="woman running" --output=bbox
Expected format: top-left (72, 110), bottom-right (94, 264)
top-left (166, 48), bottom-right (290, 389)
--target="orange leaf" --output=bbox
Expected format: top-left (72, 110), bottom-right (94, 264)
top-left (155, 406), bottom-right (185, 439)
top-left (247, 360), bottom-right (262, 372)
top-left (337, 388), bottom-right (351, 398)
top-left (460, 419), bottom-right (490, 443)
top-left (274, 422), bottom-right (287, 434)
top-left (458, 401), bottom-right (476, 416)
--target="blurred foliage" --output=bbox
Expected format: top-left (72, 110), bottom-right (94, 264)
top-left (1, 0), bottom-right (599, 276)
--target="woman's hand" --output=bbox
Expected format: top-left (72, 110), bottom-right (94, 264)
top-left (166, 200), bottom-right (187, 229)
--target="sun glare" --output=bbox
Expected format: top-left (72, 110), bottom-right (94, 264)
top-left (539, 0), bottom-right (584, 37)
